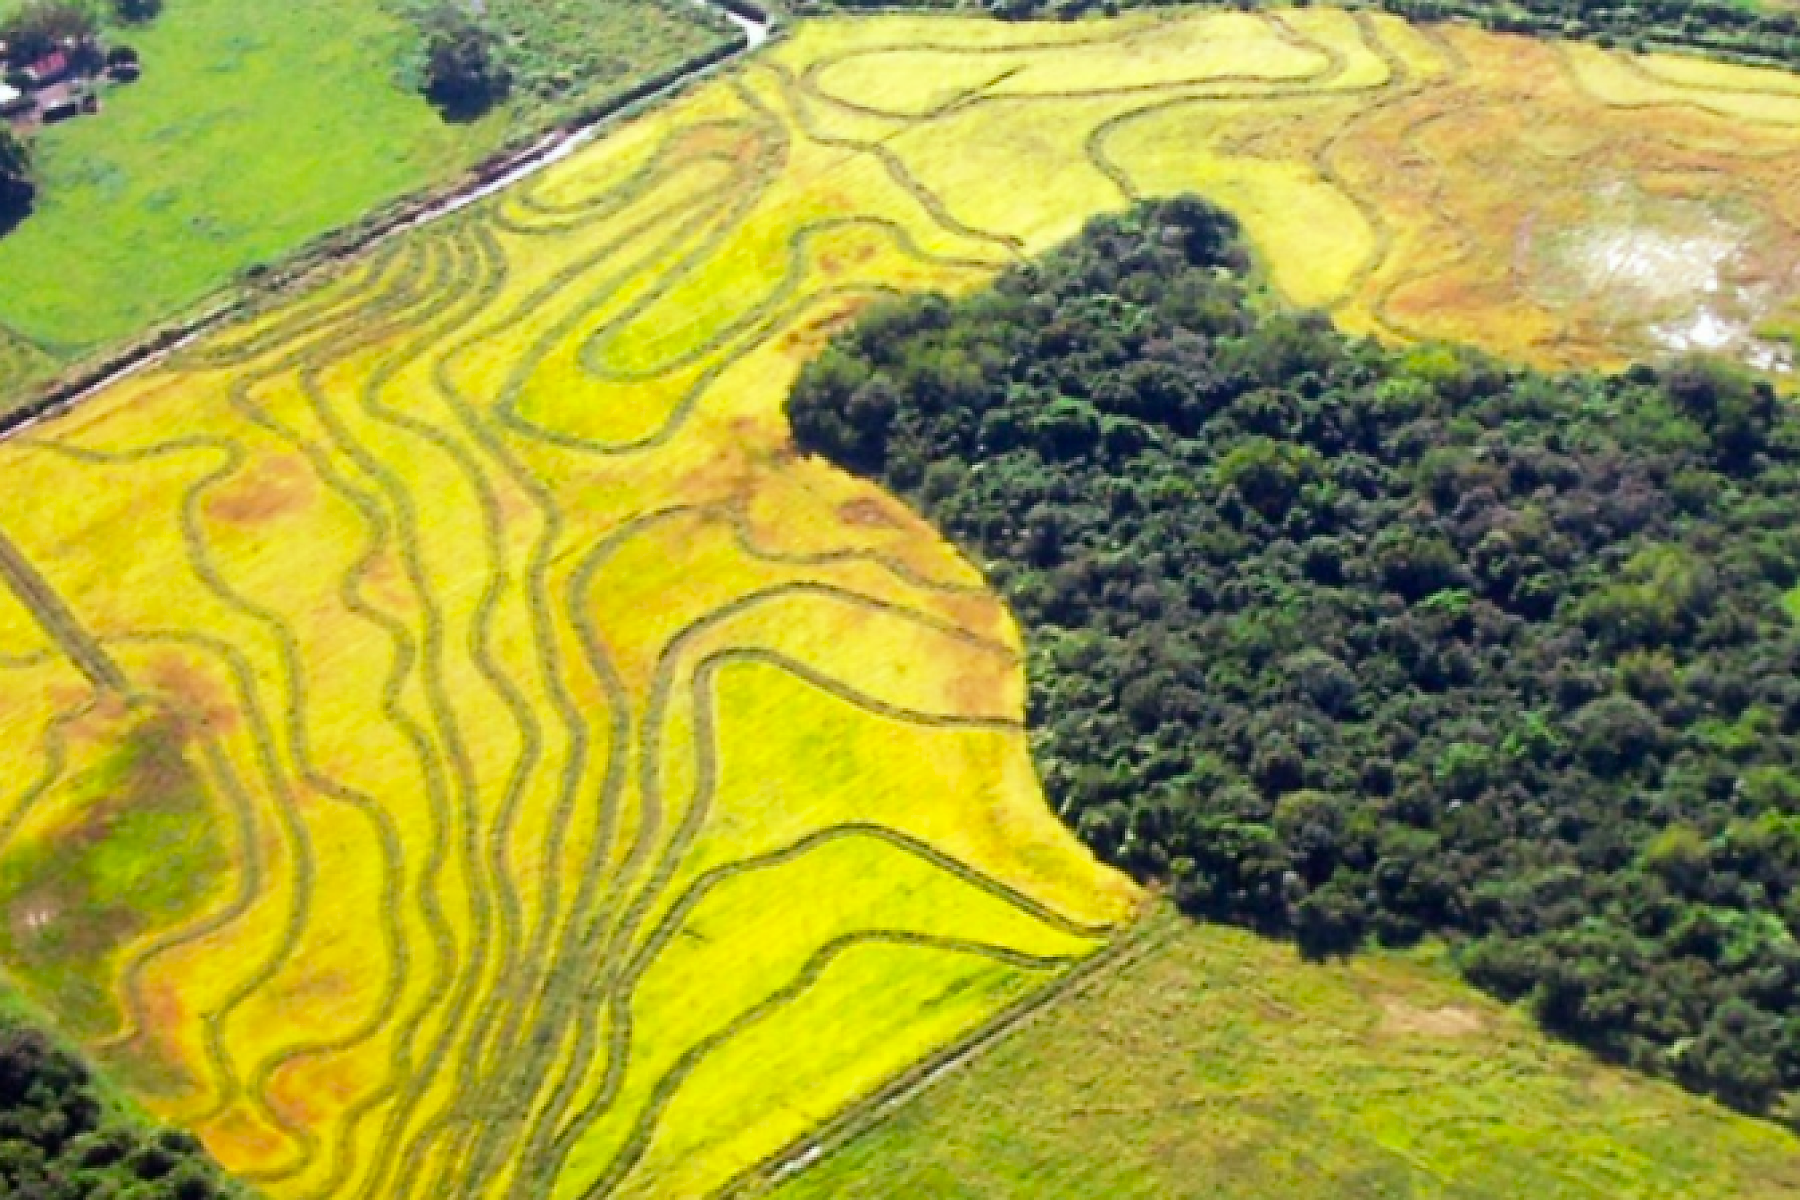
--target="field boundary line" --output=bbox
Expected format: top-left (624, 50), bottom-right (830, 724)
top-left (716, 902), bottom-right (1175, 1197)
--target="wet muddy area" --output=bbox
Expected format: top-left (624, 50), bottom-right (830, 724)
top-left (1529, 181), bottom-right (1798, 373)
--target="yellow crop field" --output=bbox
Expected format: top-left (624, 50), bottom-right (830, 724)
top-left (0, 9), bottom-right (1798, 1199)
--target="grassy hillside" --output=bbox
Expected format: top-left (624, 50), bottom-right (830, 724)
top-left (0, 29), bottom-right (1140, 1194)
top-left (771, 910), bottom-right (1800, 1199)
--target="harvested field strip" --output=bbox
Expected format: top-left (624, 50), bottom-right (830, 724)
top-left (2, 10), bottom-right (1799, 1199)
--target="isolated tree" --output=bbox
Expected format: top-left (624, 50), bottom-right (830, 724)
top-left (420, 6), bottom-right (510, 120)
top-left (0, 130), bottom-right (33, 222)
top-left (112, 0), bottom-right (163, 23)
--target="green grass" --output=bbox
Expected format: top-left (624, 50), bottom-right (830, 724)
top-left (771, 909), bottom-right (1800, 1199)
top-left (1758, 303), bottom-right (1800, 353)
top-left (0, 0), bottom-right (735, 399)
top-left (0, 0), bottom-right (503, 363)
top-left (483, 0), bottom-right (736, 117)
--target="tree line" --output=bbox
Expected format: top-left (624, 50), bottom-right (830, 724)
top-left (790, 197), bottom-right (1800, 1121)
top-left (801, 0), bottom-right (1800, 76)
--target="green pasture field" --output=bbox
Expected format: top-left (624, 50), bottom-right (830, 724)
top-left (771, 909), bottom-right (1800, 1199)
top-left (0, 0), bottom-right (733, 402)
top-left (0, 0), bottom-right (500, 371)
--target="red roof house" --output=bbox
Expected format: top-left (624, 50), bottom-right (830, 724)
top-left (21, 52), bottom-right (70, 89)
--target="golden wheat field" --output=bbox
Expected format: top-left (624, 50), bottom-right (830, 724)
top-left (0, 10), bottom-right (1798, 1199)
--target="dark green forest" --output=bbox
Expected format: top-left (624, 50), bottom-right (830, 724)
top-left (0, 1012), bottom-right (245, 1198)
top-left (789, 197), bottom-right (1800, 1120)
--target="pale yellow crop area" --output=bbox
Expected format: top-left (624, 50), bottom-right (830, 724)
top-left (0, 10), bottom-right (1797, 1200)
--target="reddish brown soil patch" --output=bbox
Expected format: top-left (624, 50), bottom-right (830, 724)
top-left (205, 454), bottom-right (316, 525)
top-left (819, 240), bottom-right (879, 277)
top-left (269, 1050), bottom-right (367, 1130)
top-left (107, 979), bottom-right (203, 1099)
top-left (203, 1104), bottom-right (295, 1167)
top-left (778, 300), bottom-right (867, 361)
top-left (357, 547), bottom-right (413, 614)
top-left (948, 655), bottom-right (1012, 721)
top-left (144, 653), bottom-right (240, 733)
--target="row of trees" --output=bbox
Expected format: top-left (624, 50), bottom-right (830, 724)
top-left (1377, 0), bottom-right (1800, 68)
top-left (806, 0), bottom-right (1800, 73)
top-left (790, 197), bottom-right (1800, 1120)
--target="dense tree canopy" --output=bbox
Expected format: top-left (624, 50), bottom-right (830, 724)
top-left (0, 1013), bottom-right (245, 1199)
top-left (417, 4), bottom-right (511, 120)
top-left (790, 197), bottom-right (1800, 1121)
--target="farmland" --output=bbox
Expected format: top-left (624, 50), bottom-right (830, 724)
top-left (0, 7), bottom-right (1797, 1198)
top-left (770, 910), bottom-right (1800, 1199)
top-left (0, 0), bottom-right (734, 401)
top-left (0, 0), bottom-right (502, 382)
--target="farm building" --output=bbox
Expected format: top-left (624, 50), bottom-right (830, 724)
top-left (19, 51), bottom-right (70, 88)
top-left (0, 37), bottom-right (135, 130)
